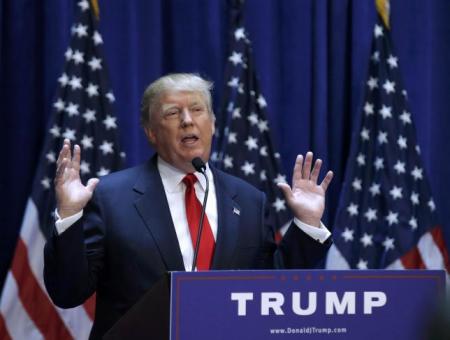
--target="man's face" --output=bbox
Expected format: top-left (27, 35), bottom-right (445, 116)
top-left (145, 90), bottom-right (215, 173)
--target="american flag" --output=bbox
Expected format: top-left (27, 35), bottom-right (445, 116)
top-left (0, 1), bottom-right (124, 339)
top-left (326, 10), bottom-right (450, 275)
top-left (213, 0), bottom-right (290, 235)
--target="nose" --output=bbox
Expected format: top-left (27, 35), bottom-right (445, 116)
top-left (180, 108), bottom-right (194, 126)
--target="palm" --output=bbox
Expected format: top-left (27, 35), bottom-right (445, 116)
top-left (291, 179), bottom-right (325, 221)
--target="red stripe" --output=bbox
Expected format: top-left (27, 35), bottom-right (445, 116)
top-left (83, 294), bottom-right (96, 320)
top-left (11, 238), bottom-right (73, 340)
top-left (430, 226), bottom-right (450, 273)
top-left (0, 314), bottom-right (12, 340)
top-left (400, 246), bottom-right (426, 269)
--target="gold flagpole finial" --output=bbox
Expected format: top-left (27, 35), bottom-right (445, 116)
top-left (375, 0), bottom-right (390, 28)
top-left (90, 0), bottom-right (100, 19)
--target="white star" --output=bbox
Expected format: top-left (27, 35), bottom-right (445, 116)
top-left (103, 115), bottom-right (117, 130)
top-left (64, 48), bottom-right (73, 61)
top-left (228, 132), bottom-right (237, 144)
top-left (99, 141), bottom-right (114, 155)
top-left (88, 57), bottom-right (102, 71)
top-left (382, 237), bottom-right (395, 251)
top-left (72, 50), bottom-right (85, 64)
top-left (357, 259), bottom-right (368, 270)
top-left (364, 208), bottom-right (378, 222)
top-left (369, 183), bottom-right (381, 196)
top-left (106, 92), bottom-right (115, 103)
top-left (260, 170), bottom-right (267, 181)
top-left (389, 186), bottom-right (403, 200)
top-left (341, 228), bottom-right (354, 242)
top-left (379, 105), bottom-right (392, 119)
top-left (97, 167), bottom-right (110, 177)
top-left (416, 145), bottom-right (421, 154)
top-left (367, 77), bottom-right (378, 90)
top-left (120, 152), bottom-right (126, 159)
top-left (374, 157), bottom-right (384, 170)
top-left (394, 160), bottom-right (406, 174)
top-left (397, 135), bottom-right (407, 149)
top-left (53, 98), bottom-right (65, 112)
top-left (244, 136), bottom-right (258, 151)
top-left (274, 174), bottom-right (287, 184)
top-left (411, 166), bottom-right (423, 180)
top-left (347, 202), bottom-right (359, 216)
top-left (382, 80), bottom-right (396, 94)
top-left (223, 155), bottom-right (233, 169)
top-left (69, 76), bottom-right (83, 90)
top-left (241, 161), bottom-right (255, 176)
top-left (428, 199), bottom-right (436, 211)
top-left (272, 198), bottom-right (286, 212)
top-left (229, 51), bottom-right (243, 65)
top-left (374, 24), bottom-right (383, 37)
top-left (385, 211), bottom-right (399, 226)
top-left (360, 233), bottom-right (373, 247)
top-left (232, 108), bottom-right (241, 119)
top-left (65, 102), bottom-right (80, 116)
top-left (62, 128), bottom-right (76, 141)
top-left (377, 131), bottom-right (388, 144)
top-left (274, 152), bottom-right (281, 159)
top-left (371, 51), bottom-right (380, 63)
top-left (258, 119), bottom-right (269, 133)
top-left (210, 151), bottom-right (219, 162)
top-left (259, 146), bottom-right (268, 156)
top-left (58, 73), bottom-right (69, 87)
top-left (352, 178), bottom-right (362, 191)
top-left (227, 77), bottom-right (240, 88)
top-left (49, 125), bottom-right (61, 137)
top-left (234, 27), bottom-right (246, 40)
top-left (247, 113), bottom-right (258, 125)
top-left (72, 23), bottom-right (88, 38)
top-left (360, 127), bottom-right (370, 141)
top-left (46, 151), bottom-right (56, 163)
top-left (356, 153), bottom-right (366, 166)
top-left (387, 55), bottom-right (398, 69)
top-left (257, 95), bottom-right (267, 108)
top-left (93, 31), bottom-right (103, 45)
top-left (41, 177), bottom-right (51, 189)
top-left (409, 217), bottom-right (418, 230)
top-left (86, 83), bottom-right (99, 97)
top-left (399, 111), bottom-right (412, 125)
top-left (80, 135), bottom-right (93, 149)
top-left (80, 160), bottom-right (90, 175)
top-left (83, 109), bottom-right (96, 123)
top-left (410, 192), bottom-right (419, 205)
top-left (78, 0), bottom-right (89, 11)
top-left (364, 102), bottom-right (374, 115)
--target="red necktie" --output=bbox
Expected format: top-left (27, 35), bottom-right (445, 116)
top-left (183, 173), bottom-right (215, 270)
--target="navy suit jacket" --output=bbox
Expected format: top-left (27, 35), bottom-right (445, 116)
top-left (44, 156), bottom-right (331, 339)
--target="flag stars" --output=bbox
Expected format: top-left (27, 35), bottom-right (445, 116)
top-left (80, 160), bottom-right (90, 175)
top-left (389, 186), bottom-right (403, 200)
top-left (223, 155), bottom-right (233, 169)
top-left (71, 50), bottom-right (85, 64)
top-left (374, 157), bottom-right (384, 170)
top-left (341, 228), bottom-right (354, 242)
top-left (234, 27), bottom-right (246, 41)
top-left (260, 170), bottom-right (267, 181)
top-left (428, 199), bottom-right (436, 211)
top-left (382, 80), bottom-right (396, 94)
top-left (397, 135), bottom-right (407, 149)
top-left (227, 77), bottom-right (240, 88)
top-left (86, 83), bottom-right (99, 97)
top-left (347, 202), bottom-right (359, 216)
top-left (377, 131), bottom-right (388, 144)
top-left (387, 55), bottom-right (398, 69)
top-left (247, 113), bottom-right (259, 125)
top-left (241, 161), bottom-right (255, 176)
top-left (367, 77), bottom-right (378, 90)
top-left (228, 132), bottom-right (237, 144)
top-left (99, 141), bottom-right (114, 155)
top-left (360, 233), bottom-right (373, 247)
top-left (92, 31), bottom-right (103, 45)
top-left (64, 48), bottom-right (73, 61)
top-left (83, 109), bottom-right (96, 123)
top-left (364, 102), bottom-right (374, 115)
top-left (72, 23), bottom-right (88, 38)
top-left (357, 259), bottom-right (368, 270)
top-left (259, 146), bottom-right (268, 156)
top-left (69, 76), bottom-right (83, 90)
top-left (88, 57), bottom-right (102, 71)
top-left (46, 151), bottom-right (56, 163)
top-left (374, 24), bottom-right (383, 37)
top-left (80, 135), bottom-right (93, 149)
top-left (272, 198), bottom-right (286, 212)
top-left (65, 102), bottom-right (80, 116)
top-left (245, 136), bottom-right (258, 151)
top-left (352, 178), bottom-right (362, 191)
top-left (97, 167), bottom-right (110, 177)
top-left (364, 208), bottom-right (378, 222)
top-left (257, 119), bottom-right (269, 133)
top-left (382, 237), bottom-right (395, 251)
top-left (53, 98), bottom-right (65, 112)
top-left (394, 161), bottom-right (406, 174)
top-left (58, 73), bottom-right (69, 87)
top-left (385, 211), bottom-right (399, 226)
top-left (360, 127), bottom-right (370, 141)
top-left (78, 0), bottom-right (89, 11)
top-left (356, 153), bottom-right (366, 166)
top-left (371, 51), bottom-right (380, 63)
top-left (369, 183), bottom-right (381, 196)
top-left (399, 111), bottom-right (412, 125)
top-left (62, 128), bottom-right (76, 141)
top-left (410, 192), bottom-right (420, 205)
top-left (274, 174), bottom-right (287, 184)
top-left (106, 92), bottom-right (115, 103)
top-left (103, 115), bottom-right (117, 129)
top-left (409, 217), bottom-right (418, 230)
top-left (229, 51), bottom-right (244, 66)
top-left (411, 166), bottom-right (423, 180)
top-left (49, 125), bottom-right (61, 137)
top-left (41, 177), bottom-right (51, 189)
top-left (257, 95), bottom-right (267, 108)
top-left (232, 108), bottom-right (241, 119)
top-left (379, 105), bottom-right (392, 119)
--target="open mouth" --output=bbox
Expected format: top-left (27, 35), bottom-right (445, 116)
top-left (181, 134), bottom-right (199, 145)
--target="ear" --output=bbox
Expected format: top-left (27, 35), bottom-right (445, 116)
top-left (210, 113), bottom-right (216, 135)
top-left (144, 126), bottom-right (157, 145)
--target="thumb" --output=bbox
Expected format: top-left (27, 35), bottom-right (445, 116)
top-left (277, 182), bottom-right (293, 202)
top-left (86, 178), bottom-right (100, 193)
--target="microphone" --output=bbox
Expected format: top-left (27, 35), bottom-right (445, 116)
top-left (191, 157), bottom-right (209, 271)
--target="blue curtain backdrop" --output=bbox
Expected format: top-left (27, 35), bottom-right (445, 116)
top-left (1, 0), bottom-right (449, 289)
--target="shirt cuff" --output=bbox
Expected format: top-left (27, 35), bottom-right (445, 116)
top-left (55, 209), bottom-right (83, 235)
top-left (293, 217), bottom-right (331, 243)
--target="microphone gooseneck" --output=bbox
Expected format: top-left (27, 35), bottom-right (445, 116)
top-left (190, 157), bottom-right (209, 272)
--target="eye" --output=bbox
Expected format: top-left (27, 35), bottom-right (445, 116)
top-left (163, 109), bottom-right (180, 119)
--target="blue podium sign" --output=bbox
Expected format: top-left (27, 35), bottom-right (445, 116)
top-left (170, 270), bottom-right (445, 340)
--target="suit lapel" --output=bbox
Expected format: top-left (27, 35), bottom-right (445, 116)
top-left (133, 157), bottom-right (185, 271)
top-left (211, 168), bottom-right (240, 269)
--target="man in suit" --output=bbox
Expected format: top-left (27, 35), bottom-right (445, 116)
top-left (44, 73), bottom-right (334, 339)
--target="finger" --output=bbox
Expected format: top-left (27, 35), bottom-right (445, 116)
top-left (86, 178), bottom-right (99, 193)
top-left (72, 144), bottom-right (81, 173)
top-left (56, 139), bottom-right (71, 167)
top-left (277, 182), bottom-right (293, 204)
top-left (302, 151), bottom-right (313, 179)
top-left (320, 171), bottom-right (334, 192)
top-left (55, 158), bottom-right (68, 185)
top-left (310, 159), bottom-right (322, 183)
top-left (292, 154), bottom-right (304, 184)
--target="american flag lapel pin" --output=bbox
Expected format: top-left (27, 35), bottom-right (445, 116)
top-left (233, 207), bottom-right (240, 216)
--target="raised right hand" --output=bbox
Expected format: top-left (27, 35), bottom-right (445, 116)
top-left (55, 139), bottom-right (99, 219)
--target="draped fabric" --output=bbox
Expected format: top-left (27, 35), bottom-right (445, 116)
top-left (1, 0), bottom-right (450, 289)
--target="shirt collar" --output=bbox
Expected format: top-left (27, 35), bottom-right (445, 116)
top-left (157, 156), bottom-right (212, 193)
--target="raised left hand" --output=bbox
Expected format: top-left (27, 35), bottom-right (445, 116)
top-left (277, 152), bottom-right (333, 227)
